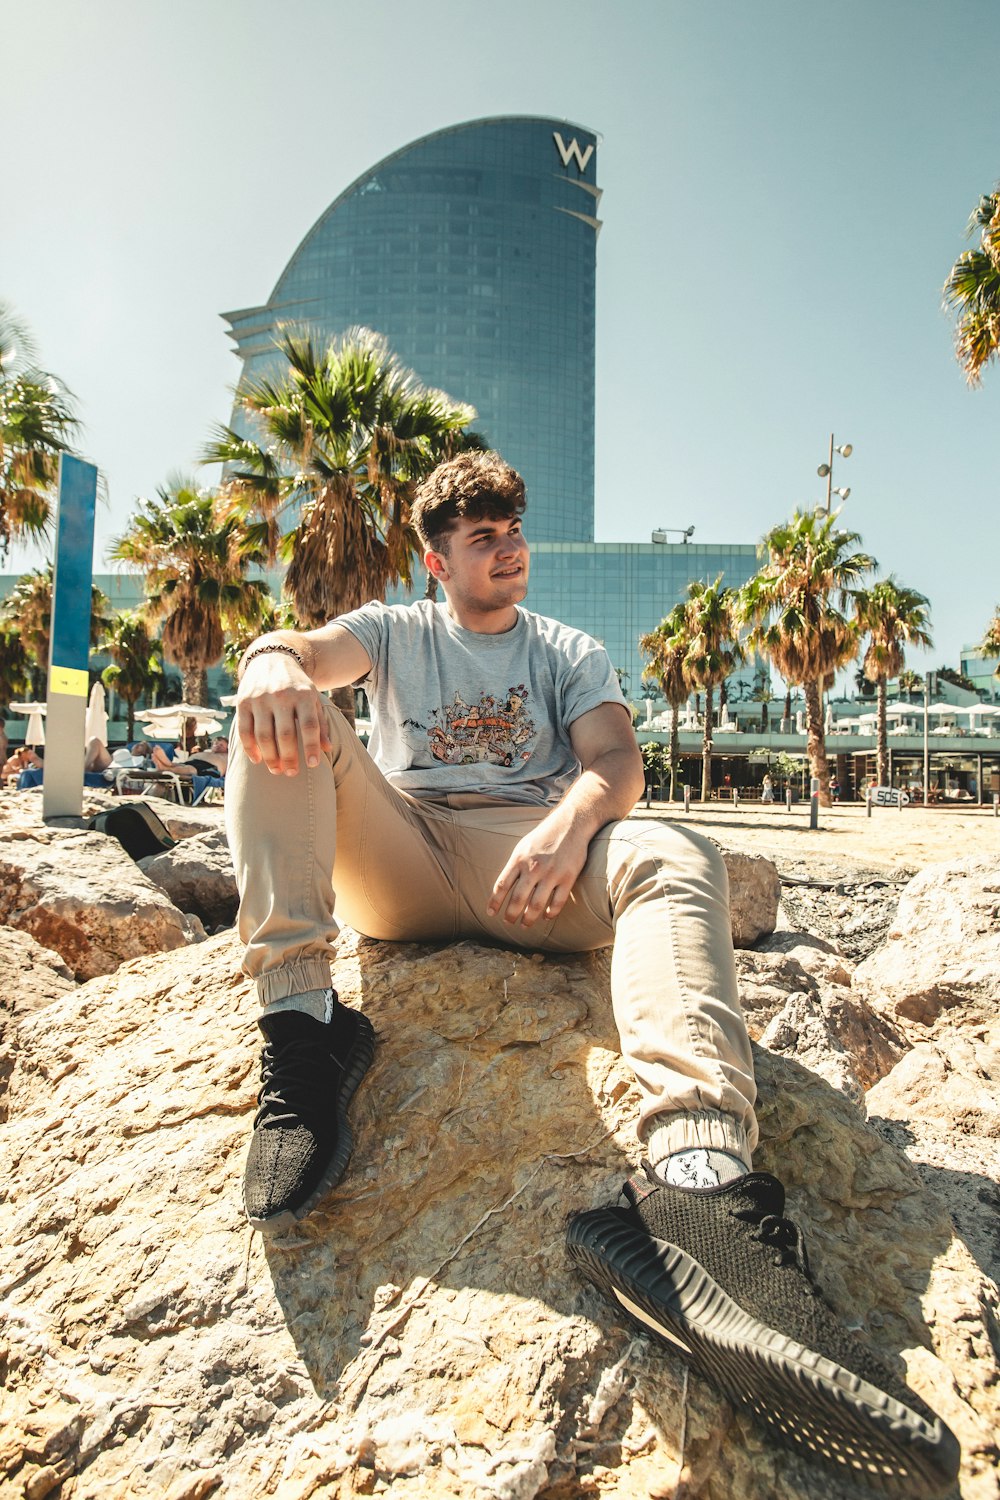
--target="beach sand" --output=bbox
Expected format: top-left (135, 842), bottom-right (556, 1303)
top-left (633, 798), bottom-right (1000, 873)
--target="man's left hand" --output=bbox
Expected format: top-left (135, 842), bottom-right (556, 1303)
top-left (487, 820), bottom-right (590, 928)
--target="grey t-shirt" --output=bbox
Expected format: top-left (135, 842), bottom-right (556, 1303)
top-left (339, 600), bottom-right (628, 806)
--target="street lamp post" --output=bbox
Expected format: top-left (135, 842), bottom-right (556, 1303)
top-left (817, 434), bottom-right (853, 514)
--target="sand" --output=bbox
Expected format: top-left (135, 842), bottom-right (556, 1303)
top-left (633, 798), bottom-right (1000, 873)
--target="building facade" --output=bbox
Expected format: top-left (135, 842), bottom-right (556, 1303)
top-left (960, 643), bottom-right (1000, 700)
top-left (222, 116), bottom-right (600, 543)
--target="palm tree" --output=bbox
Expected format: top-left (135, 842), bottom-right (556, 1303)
top-left (0, 619), bottom-right (31, 760)
top-left (682, 575), bottom-right (744, 801)
top-left (943, 188), bottom-right (1000, 386)
top-left (100, 610), bottom-right (165, 739)
top-left (205, 326), bottom-right (479, 626)
top-left (640, 601), bottom-right (694, 801)
top-left (110, 478), bottom-right (271, 706)
top-left (222, 597), bottom-right (296, 686)
top-left (855, 578), bottom-right (933, 787)
top-left (897, 667), bottom-right (923, 701)
top-left (0, 302), bottom-right (80, 557)
top-left (739, 510), bottom-right (875, 805)
top-left (982, 608), bottom-right (1000, 676)
top-left (2, 566), bottom-right (111, 697)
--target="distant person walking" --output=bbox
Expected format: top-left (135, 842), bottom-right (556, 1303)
top-left (760, 773), bottom-right (775, 803)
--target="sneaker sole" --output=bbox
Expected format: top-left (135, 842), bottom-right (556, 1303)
top-left (567, 1208), bottom-right (960, 1498)
top-left (245, 1011), bottom-right (377, 1232)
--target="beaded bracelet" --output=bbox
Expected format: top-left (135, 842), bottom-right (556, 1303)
top-left (239, 641), bottom-right (307, 677)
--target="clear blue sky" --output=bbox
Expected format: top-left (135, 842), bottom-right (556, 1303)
top-left (4, 0), bottom-right (998, 670)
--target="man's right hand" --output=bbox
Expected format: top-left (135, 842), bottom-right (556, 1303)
top-left (235, 625), bottom-right (373, 775)
top-left (236, 655), bottom-right (333, 775)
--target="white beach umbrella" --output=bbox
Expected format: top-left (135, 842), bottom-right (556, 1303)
top-left (84, 681), bottom-right (109, 746)
top-left (140, 703), bottom-right (225, 740)
top-left (9, 701), bottom-right (47, 746)
top-left (141, 711), bottom-right (224, 740)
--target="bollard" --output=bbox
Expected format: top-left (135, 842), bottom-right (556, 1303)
top-left (684, 785), bottom-right (691, 813)
top-left (866, 788), bottom-right (872, 819)
top-left (995, 791), bottom-right (998, 818)
top-left (733, 787), bottom-right (739, 810)
top-left (809, 776), bottom-right (820, 830)
top-left (645, 775), bottom-right (651, 810)
top-left (785, 788), bottom-right (792, 812)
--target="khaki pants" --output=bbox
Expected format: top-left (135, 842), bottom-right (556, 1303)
top-left (226, 700), bottom-right (758, 1167)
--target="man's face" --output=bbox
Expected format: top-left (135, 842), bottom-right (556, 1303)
top-left (427, 514), bottom-right (530, 615)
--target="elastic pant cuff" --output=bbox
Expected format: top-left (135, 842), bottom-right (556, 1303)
top-left (642, 1110), bottom-right (753, 1172)
top-left (254, 959), bottom-right (333, 1011)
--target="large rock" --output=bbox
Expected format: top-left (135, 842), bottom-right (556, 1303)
top-left (0, 929), bottom-right (995, 1500)
top-left (867, 1010), bottom-right (1000, 1291)
top-left (855, 856), bottom-right (1000, 1027)
top-left (140, 828), bottom-right (238, 931)
top-left (0, 825), bottom-right (205, 980)
top-left (736, 945), bottom-right (908, 1094)
top-left (0, 927), bottom-right (76, 1124)
top-left (719, 848), bottom-right (780, 947)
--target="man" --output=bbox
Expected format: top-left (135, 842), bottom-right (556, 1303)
top-left (152, 737), bottom-right (229, 780)
top-left (228, 452), bottom-right (957, 1495)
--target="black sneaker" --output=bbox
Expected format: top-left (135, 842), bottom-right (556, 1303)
top-left (243, 1001), bottom-right (375, 1231)
top-left (567, 1166), bottom-right (960, 1497)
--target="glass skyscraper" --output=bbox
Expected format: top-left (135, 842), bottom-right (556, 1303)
top-left (221, 115), bottom-right (759, 699)
top-left (222, 116), bottom-right (599, 542)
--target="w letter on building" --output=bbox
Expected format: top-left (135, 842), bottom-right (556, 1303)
top-left (553, 132), bottom-right (594, 172)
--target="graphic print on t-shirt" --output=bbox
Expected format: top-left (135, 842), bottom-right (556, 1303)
top-left (425, 686), bottom-right (536, 768)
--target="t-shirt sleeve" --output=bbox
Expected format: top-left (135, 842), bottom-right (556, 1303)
top-left (336, 601), bottom-right (386, 687)
top-left (561, 645), bottom-right (629, 729)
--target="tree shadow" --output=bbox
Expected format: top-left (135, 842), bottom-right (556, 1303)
top-left (254, 935), bottom-right (976, 1498)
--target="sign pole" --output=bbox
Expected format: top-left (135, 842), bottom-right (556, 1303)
top-left (42, 455), bottom-right (98, 822)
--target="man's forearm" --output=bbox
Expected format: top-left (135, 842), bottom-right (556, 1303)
top-left (545, 748), bottom-right (645, 844)
top-left (237, 630), bottom-right (318, 683)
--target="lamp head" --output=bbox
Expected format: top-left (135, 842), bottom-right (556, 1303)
top-left (817, 463), bottom-right (831, 478)
top-left (836, 443), bottom-right (853, 458)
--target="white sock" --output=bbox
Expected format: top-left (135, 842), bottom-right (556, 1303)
top-left (657, 1148), bottom-right (748, 1190)
top-left (260, 987), bottom-right (335, 1025)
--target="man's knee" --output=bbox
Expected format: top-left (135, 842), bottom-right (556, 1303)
top-left (609, 820), bottom-right (729, 890)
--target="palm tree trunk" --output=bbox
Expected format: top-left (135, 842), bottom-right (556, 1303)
top-left (701, 685), bottom-right (714, 801)
top-left (331, 684), bottom-right (356, 731)
top-left (181, 668), bottom-right (208, 706)
top-left (782, 688), bottom-right (792, 732)
top-left (875, 676), bottom-right (889, 787)
top-left (126, 699), bottom-right (136, 739)
top-left (803, 677), bottom-right (830, 806)
top-left (669, 704), bottom-right (680, 801)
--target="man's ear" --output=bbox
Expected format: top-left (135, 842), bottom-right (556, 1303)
top-left (425, 547), bottom-right (448, 580)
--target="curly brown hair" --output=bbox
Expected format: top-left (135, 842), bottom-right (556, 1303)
top-left (411, 451), bottom-right (526, 552)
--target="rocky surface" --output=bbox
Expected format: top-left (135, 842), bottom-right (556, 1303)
top-left (776, 868), bottom-right (909, 965)
top-left (854, 856), bottom-right (1000, 1025)
top-left (0, 824), bottom-right (205, 981)
top-left (0, 790), bottom-right (997, 1498)
top-left (716, 849), bottom-right (780, 948)
top-left (140, 828), bottom-right (239, 932)
top-left (0, 928), bottom-right (997, 1499)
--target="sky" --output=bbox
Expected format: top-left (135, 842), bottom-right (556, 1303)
top-left (3, 0), bottom-right (998, 671)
